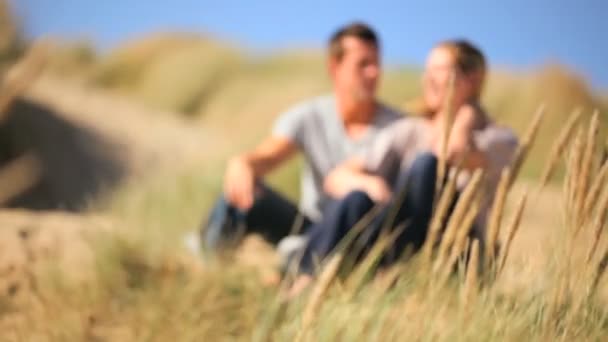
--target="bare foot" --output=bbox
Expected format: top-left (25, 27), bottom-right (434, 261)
top-left (373, 266), bottom-right (400, 291)
top-left (282, 274), bottom-right (313, 301)
top-left (261, 271), bottom-right (282, 288)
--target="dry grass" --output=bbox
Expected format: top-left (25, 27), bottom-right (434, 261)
top-left (485, 168), bottom-right (510, 268)
top-left (436, 72), bottom-right (457, 201)
top-left (539, 107), bottom-right (582, 188)
top-left (296, 253), bottom-right (343, 342)
top-left (508, 104), bottom-right (545, 188)
top-left (0, 105), bottom-right (605, 341)
top-left (422, 167), bottom-right (459, 266)
top-left (497, 189), bottom-right (528, 275)
top-left (433, 169), bottom-right (483, 274)
top-left (0, 31), bottom-right (608, 340)
top-left (461, 239), bottom-right (480, 312)
top-left (0, 40), bottom-right (48, 120)
top-left (0, 152), bottom-right (41, 205)
top-left (275, 103), bottom-right (608, 341)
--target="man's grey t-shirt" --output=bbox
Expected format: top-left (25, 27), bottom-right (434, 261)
top-left (273, 95), bottom-right (402, 221)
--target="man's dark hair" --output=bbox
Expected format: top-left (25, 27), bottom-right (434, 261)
top-left (328, 22), bottom-right (379, 61)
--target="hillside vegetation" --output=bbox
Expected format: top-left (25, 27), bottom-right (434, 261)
top-left (1, 2), bottom-right (608, 340)
top-left (36, 33), bottom-right (607, 183)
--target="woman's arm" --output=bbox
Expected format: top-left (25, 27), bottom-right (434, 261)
top-left (324, 157), bottom-right (392, 203)
top-left (439, 105), bottom-right (487, 170)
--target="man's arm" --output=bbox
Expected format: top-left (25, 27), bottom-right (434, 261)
top-left (224, 136), bottom-right (297, 210)
top-left (323, 157), bottom-right (392, 203)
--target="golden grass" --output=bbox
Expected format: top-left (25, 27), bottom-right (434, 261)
top-left (539, 107), bottom-right (582, 188)
top-left (422, 168), bottom-right (459, 266)
top-left (581, 160), bottom-right (608, 222)
top-left (485, 168), bottom-right (510, 269)
top-left (2, 31), bottom-right (608, 339)
top-left (508, 104), bottom-right (545, 188)
top-left (575, 111), bottom-right (601, 219)
top-left (0, 152), bottom-right (41, 205)
top-left (290, 104), bottom-right (606, 340)
top-left (297, 253), bottom-right (343, 342)
top-left (436, 72), bottom-right (456, 203)
top-left (0, 40), bottom-right (48, 120)
top-left (497, 189), bottom-right (528, 275)
top-left (585, 186), bottom-right (608, 264)
top-left (461, 239), bottom-right (480, 311)
top-left (433, 169), bottom-right (483, 273)
top-left (1, 106), bottom-right (606, 340)
top-left (590, 249), bottom-right (608, 296)
top-left (438, 198), bottom-right (480, 287)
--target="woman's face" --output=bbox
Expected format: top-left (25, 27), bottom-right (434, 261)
top-left (422, 47), bottom-right (472, 113)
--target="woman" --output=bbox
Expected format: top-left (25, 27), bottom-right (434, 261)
top-left (287, 40), bottom-right (518, 295)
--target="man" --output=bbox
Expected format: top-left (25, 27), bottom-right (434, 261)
top-left (202, 22), bottom-right (403, 255)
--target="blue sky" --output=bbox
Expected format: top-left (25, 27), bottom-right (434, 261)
top-left (10, 0), bottom-right (608, 91)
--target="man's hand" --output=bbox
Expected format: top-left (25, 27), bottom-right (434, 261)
top-left (223, 136), bottom-right (297, 211)
top-left (224, 156), bottom-right (256, 210)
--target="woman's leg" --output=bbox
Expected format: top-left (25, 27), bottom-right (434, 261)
top-left (297, 153), bottom-right (439, 274)
top-left (382, 152), bottom-right (438, 265)
top-left (298, 191), bottom-right (376, 275)
top-left (383, 152), bottom-right (482, 269)
top-left (295, 152), bottom-right (444, 274)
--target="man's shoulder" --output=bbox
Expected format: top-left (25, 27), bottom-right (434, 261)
top-left (281, 95), bottom-right (409, 128)
top-left (290, 94), bottom-right (334, 111)
top-left (279, 95), bottom-right (334, 122)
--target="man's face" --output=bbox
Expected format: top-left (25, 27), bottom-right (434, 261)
top-left (330, 36), bottom-right (380, 103)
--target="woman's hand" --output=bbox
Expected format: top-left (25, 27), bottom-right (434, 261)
top-left (446, 106), bottom-right (476, 161)
top-left (363, 177), bottom-right (392, 203)
top-left (324, 158), bottom-right (392, 203)
top-left (432, 105), bottom-right (486, 170)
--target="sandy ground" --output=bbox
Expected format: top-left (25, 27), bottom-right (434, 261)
top-left (24, 76), bottom-right (217, 174)
top-left (0, 76), bottom-right (215, 309)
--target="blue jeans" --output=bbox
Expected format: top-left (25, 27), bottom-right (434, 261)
top-left (299, 153), bottom-right (446, 274)
top-left (201, 184), bottom-right (313, 253)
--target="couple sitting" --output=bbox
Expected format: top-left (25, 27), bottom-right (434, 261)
top-left (202, 22), bottom-right (517, 291)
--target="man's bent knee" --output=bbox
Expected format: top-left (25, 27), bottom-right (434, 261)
top-left (202, 195), bottom-right (245, 252)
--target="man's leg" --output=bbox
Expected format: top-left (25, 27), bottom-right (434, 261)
top-left (246, 185), bottom-right (313, 243)
top-left (202, 184), bottom-right (311, 253)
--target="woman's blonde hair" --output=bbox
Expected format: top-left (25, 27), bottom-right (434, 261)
top-left (410, 39), bottom-right (487, 115)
